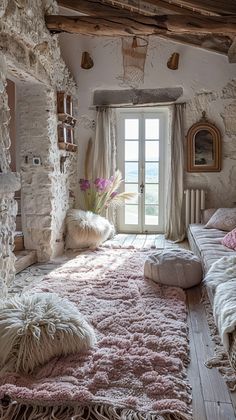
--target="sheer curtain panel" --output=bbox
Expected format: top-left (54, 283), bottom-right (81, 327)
top-left (91, 107), bottom-right (117, 223)
top-left (165, 103), bottom-right (186, 241)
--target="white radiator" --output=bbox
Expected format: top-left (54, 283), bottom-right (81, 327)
top-left (184, 189), bottom-right (206, 228)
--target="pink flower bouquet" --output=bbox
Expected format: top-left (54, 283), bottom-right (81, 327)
top-left (79, 170), bottom-right (135, 215)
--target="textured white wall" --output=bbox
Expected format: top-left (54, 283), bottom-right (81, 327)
top-left (60, 34), bottom-right (236, 209)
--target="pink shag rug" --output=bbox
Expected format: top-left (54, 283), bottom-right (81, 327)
top-left (0, 249), bottom-right (192, 420)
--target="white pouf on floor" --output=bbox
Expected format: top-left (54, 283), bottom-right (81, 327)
top-left (144, 248), bottom-right (202, 289)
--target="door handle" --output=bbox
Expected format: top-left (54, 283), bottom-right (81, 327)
top-left (140, 183), bottom-right (144, 193)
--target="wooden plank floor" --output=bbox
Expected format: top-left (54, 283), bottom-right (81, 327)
top-left (14, 234), bottom-right (236, 419)
top-left (187, 287), bottom-right (236, 420)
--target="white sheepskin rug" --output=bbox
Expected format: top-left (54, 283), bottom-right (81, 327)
top-left (204, 256), bottom-right (236, 350)
top-left (0, 293), bottom-right (97, 374)
top-left (66, 209), bottom-right (115, 249)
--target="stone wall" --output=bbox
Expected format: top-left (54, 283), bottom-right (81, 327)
top-left (0, 0), bottom-right (78, 291)
top-left (0, 54), bottom-right (20, 296)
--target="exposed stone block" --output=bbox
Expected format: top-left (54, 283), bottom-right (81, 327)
top-left (0, 173), bottom-right (21, 195)
top-left (0, 1), bottom-right (7, 18)
top-left (221, 102), bottom-right (236, 135)
top-left (222, 80), bottom-right (236, 99)
top-left (26, 215), bottom-right (51, 229)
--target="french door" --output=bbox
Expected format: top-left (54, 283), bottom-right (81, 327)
top-left (117, 108), bottom-right (168, 233)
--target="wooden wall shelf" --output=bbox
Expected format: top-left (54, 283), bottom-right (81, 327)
top-left (58, 142), bottom-right (78, 152)
top-left (57, 92), bottom-right (73, 115)
top-left (57, 91), bottom-right (77, 152)
top-left (58, 113), bottom-right (76, 127)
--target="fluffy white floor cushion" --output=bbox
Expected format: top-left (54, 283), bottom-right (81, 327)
top-left (66, 209), bottom-right (115, 249)
top-left (0, 293), bottom-right (97, 374)
top-left (144, 248), bottom-right (202, 289)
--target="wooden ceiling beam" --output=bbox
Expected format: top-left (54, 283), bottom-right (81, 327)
top-left (102, 0), bottom-right (207, 16)
top-left (167, 14), bottom-right (236, 34)
top-left (58, 0), bottom-right (196, 17)
top-left (161, 33), bottom-right (231, 55)
top-left (102, 0), bottom-right (236, 16)
top-left (58, 0), bottom-right (220, 17)
top-left (57, 0), bottom-right (128, 17)
top-left (162, 0), bottom-right (236, 16)
top-left (228, 37), bottom-right (236, 62)
top-left (46, 14), bottom-right (236, 36)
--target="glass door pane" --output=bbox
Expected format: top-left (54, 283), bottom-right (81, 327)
top-left (123, 116), bottom-right (141, 232)
top-left (143, 117), bottom-right (160, 230)
top-left (145, 141), bottom-right (159, 161)
top-left (145, 119), bottom-right (159, 139)
top-left (125, 119), bottom-right (139, 139)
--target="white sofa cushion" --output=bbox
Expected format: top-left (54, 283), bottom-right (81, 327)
top-left (188, 224), bottom-right (235, 275)
top-left (204, 256), bottom-right (236, 351)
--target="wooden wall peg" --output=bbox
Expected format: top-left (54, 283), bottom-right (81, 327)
top-left (81, 52), bottom-right (94, 70)
top-left (167, 52), bottom-right (180, 70)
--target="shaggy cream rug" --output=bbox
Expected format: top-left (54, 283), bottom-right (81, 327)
top-left (0, 249), bottom-right (192, 420)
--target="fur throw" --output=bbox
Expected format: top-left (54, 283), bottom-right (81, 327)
top-left (0, 293), bottom-right (97, 374)
top-left (66, 209), bottom-right (115, 249)
top-left (204, 256), bottom-right (236, 350)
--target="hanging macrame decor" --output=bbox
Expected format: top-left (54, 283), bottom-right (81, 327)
top-left (121, 36), bottom-right (149, 86)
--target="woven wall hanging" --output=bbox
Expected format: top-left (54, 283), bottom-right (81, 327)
top-left (121, 36), bottom-right (148, 86)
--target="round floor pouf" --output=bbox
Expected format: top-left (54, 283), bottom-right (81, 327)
top-left (144, 248), bottom-right (202, 289)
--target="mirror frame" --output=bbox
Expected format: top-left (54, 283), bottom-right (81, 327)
top-left (187, 115), bottom-right (221, 172)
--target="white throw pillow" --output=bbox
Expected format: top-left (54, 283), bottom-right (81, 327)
top-left (201, 208), bottom-right (217, 225)
top-left (66, 209), bottom-right (115, 249)
top-left (0, 293), bottom-right (97, 374)
top-left (205, 208), bottom-right (236, 231)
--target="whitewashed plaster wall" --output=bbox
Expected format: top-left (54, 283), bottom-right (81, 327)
top-left (60, 34), bottom-right (236, 209)
top-left (0, 0), bottom-right (78, 291)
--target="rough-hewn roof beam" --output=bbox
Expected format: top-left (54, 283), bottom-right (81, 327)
top-left (46, 14), bottom-right (236, 36)
top-left (58, 0), bottom-right (128, 17)
top-left (161, 33), bottom-right (231, 55)
top-left (57, 0), bottom-right (220, 17)
top-left (164, 0), bottom-right (236, 16)
top-left (101, 0), bottom-right (206, 16)
top-left (228, 37), bottom-right (236, 62)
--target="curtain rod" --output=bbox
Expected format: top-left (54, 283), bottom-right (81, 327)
top-left (89, 102), bottom-right (187, 110)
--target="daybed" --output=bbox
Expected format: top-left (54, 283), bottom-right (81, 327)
top-left (187, 221), bottom-right (236, 369)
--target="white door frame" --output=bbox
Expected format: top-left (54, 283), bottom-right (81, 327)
top-left (117, 107), bottom-right (169, 233)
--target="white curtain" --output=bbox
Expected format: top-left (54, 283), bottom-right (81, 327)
top-left (91, 107), bottom-right (117, 223)
top-left (165, 103), bottom-right (186, 242)
top-left (91, 107), bottom-right (116, 179)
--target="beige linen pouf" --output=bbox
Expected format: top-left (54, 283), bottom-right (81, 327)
top-left (144, 248), bottom-right (202, 289)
